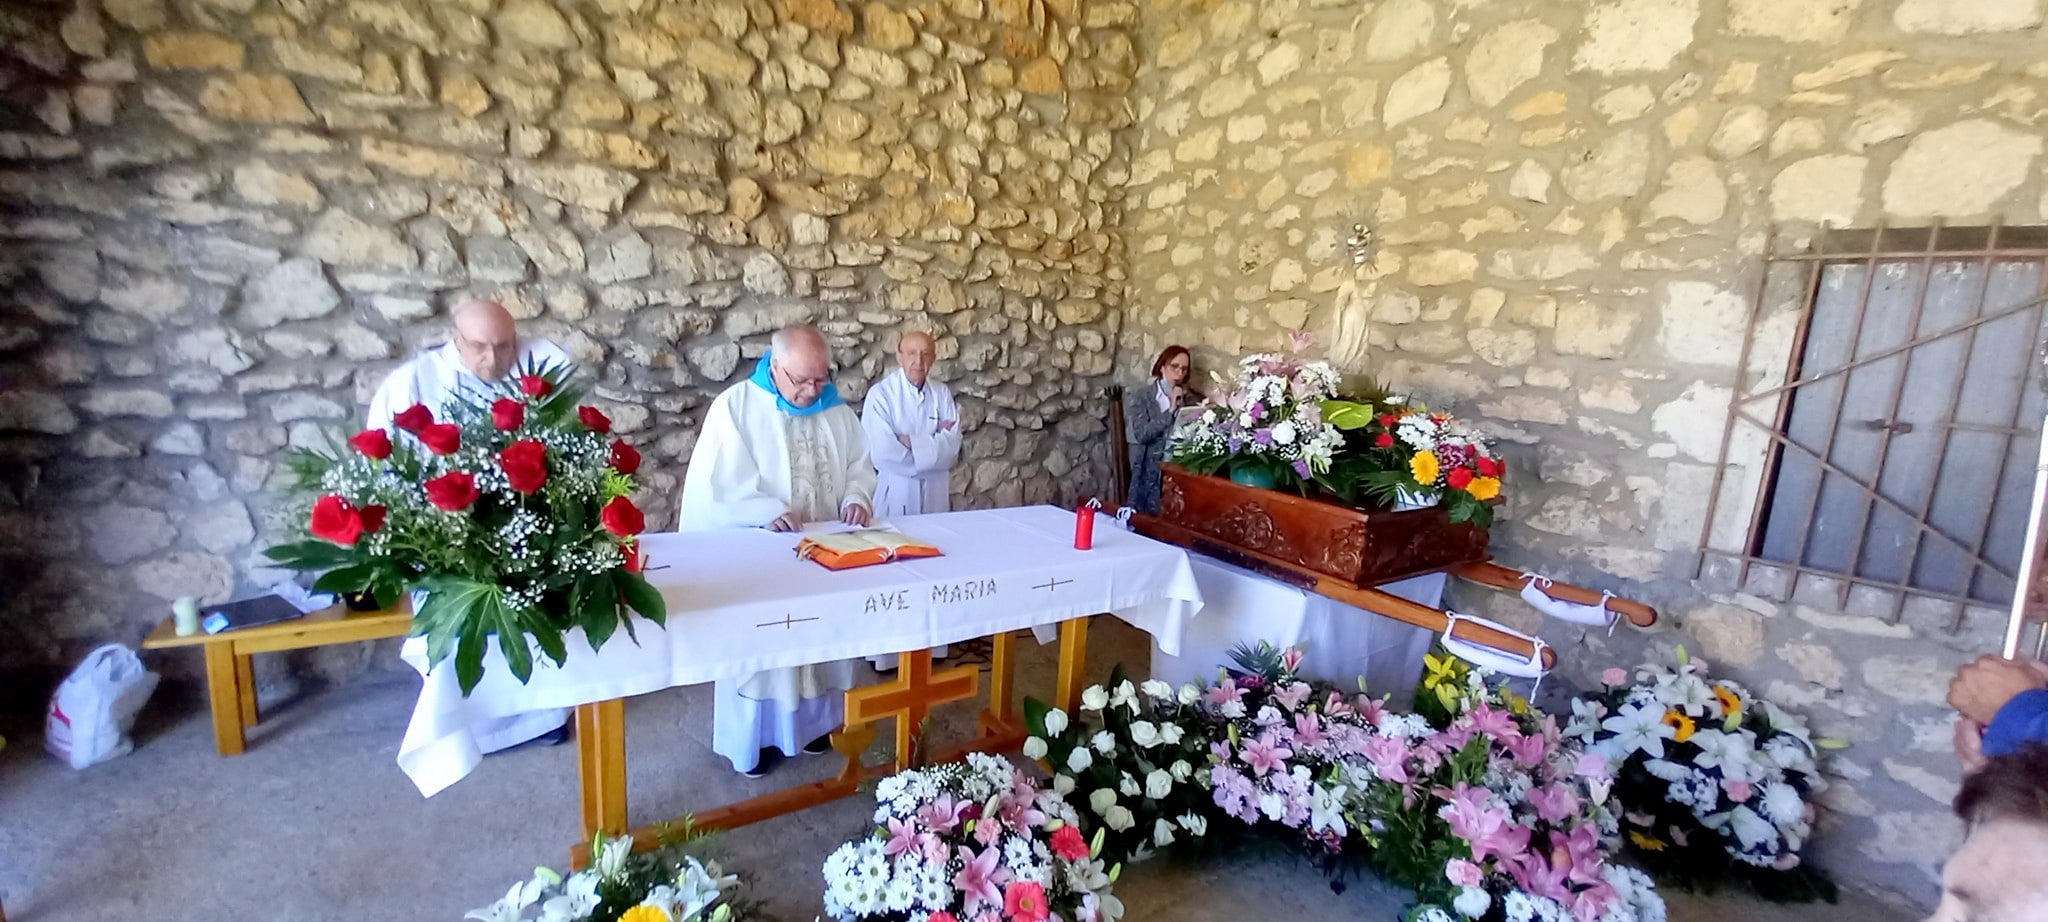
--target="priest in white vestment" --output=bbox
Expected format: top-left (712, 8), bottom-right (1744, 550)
top-left (678, 325), bottom-right (877, 777)
top-left (859, 330), bottom-right (960, 669)
top-left (365, 297), bottom-right (571, 753)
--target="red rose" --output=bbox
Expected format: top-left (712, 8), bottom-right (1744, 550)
top-left (349, 429), bottom-right (393, 460)
top-left (417, 423), bottom-right (461, 455)
top-left (1446, 467), bottom-right (1475, 491)
top-left (359, 504), bottom-right (388, 534)
top-left (1375, 432), bottom-right (1395, 448)
top-left (622, 539), bottom-right (644, 574)
top-left (609, 439), bottom-right (641, 475)
top-left (578, 405), bottom-right (612, 434)
top-left (601, 496), bottom-right (644, 536)
top-left (499, 440), bottom-right (549, 494)
top-left (491, 397), bottom-right (525, 431)
top-left (393, 404), bottom-right (434, 434)
top-left (425, 472), bottom-right (480, 511)
top-left (1378, 414), bottom-right (1399, 427)
top-left (520, 375), bottom-right (551, 398)
top-left (309, 495), bottom-right (364, 546)
top-left (1476, 456), bottom-right (1503, 478)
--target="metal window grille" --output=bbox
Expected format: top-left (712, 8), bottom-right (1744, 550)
top-left (1695, 223), bottom-right (2048, 629)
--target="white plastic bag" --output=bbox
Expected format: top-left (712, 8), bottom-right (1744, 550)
top-left (45, 643), bottom-right (160, 769)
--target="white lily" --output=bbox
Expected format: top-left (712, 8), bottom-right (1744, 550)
top-left (1599, 703), bottom-right (1676, 761)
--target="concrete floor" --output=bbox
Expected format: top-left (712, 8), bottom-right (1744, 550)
top-left (0, 619), bottom-right (1920, 922)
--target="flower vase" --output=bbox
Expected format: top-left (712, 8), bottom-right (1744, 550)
top-left (1394, 487), bottom-right (1441, 511)
top-left (1228, 466), bottom-right (1279, 490)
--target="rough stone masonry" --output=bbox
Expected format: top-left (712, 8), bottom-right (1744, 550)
top-left (0, 1), bottom-right (1135, 691)
top-left (1, 0), bottom-right (2045, 909)
top-left (1114, 0), bottom-right (2046, 908)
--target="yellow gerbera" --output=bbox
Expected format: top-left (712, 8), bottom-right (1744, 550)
top-left (1467, 476), bottom-right (1501, 501)
top-left (1628, 831), bottom-right (1668, 852)
top-left (1410, 450), bottom-right (1441, 485)
top-left (1660, 709), bottom-right (1697, 743)
top-left (1713, 685), bottom-right (1743, 719)
top-left (620, 905), bottom-right (673, 922)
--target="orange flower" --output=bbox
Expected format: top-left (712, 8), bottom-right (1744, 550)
top-left (1629, 831), bottom-right (1669, 852)
top-left (1661, 709), bottom-right (1696, 743)
top-left (619, 906), bottom-right (672, 922)
top-left (1713, 685), bottom-right (1743, 719)
top-left (1467, 476), bottom-right (1501, 501)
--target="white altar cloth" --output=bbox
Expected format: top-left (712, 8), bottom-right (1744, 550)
top-left (1148, 555), bottom-right (1440, 709)
top-left (396, 505), bottom-right (1203, 796)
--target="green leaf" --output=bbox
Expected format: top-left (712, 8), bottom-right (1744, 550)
top-left (491, 594), bottom-right (535, 685)
top-left (1023, 697), bottom-right (1051, 736)
top-left (616, 572), bottom-right (667, 627)
top-left (265, 539), bottom-right (360, 570)
top-left (311, 562), bottom-right (380, 595)
top-left (1321, 399), bottom-right (1378, 430)
top-left (576, 576), bottom-right (619, 650)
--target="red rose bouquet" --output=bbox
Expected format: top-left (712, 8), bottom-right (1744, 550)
top-left (267, 363), bottom-right (665, 694)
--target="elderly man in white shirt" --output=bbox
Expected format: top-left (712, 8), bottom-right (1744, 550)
top-left (859, 330), bottom-right (960, 670)
top-left (364, 296), bottom-right (572, 753)
top-left (678, 324), bottom-right (877, 777)
top-left (366, 296), bottom-right (573, 430)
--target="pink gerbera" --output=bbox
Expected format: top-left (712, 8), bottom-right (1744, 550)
top-left (1004, 881), bottom-right (1051, 922)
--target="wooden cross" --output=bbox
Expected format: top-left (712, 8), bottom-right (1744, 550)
top-left (843, 649), bottom-right (980, 772)
top-left (1033, 577), bottom-right (1073, 592)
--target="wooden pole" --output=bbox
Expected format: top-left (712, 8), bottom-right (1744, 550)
top-left (1451, 561), bottom-right (1659, 628)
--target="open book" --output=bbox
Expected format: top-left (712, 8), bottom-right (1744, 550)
top-left (795, 528), bottom-right (943, 571)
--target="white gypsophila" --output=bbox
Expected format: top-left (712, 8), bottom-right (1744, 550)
top-left (1042, 708), bottom-right (1070, 736)
top-left (1022, 736), bottom-right (1049, 760)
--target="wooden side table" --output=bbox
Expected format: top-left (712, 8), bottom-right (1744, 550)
top-left (142, 603), bottom-right (413, 756)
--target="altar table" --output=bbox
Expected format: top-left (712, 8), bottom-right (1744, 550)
top-left (395, 505), bottom-right (1203, 853)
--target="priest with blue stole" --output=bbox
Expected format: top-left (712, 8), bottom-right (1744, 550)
top-left (678, 324), bottom-right (877, 777)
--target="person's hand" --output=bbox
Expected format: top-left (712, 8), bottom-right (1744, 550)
top-left (1955, 717), bottom-right (1988, 774)
top-left (939, 419), bottom-right (957, 431)
top-left (842, 503), bottom-right (871, 527)
top-left (1947, 654), bottom-right (2048, 725)
top-left (767, 512), bottom-right (800, 532)
top-left (896, 433), bottom-right (912, 449)
top-left (1170, 384), bottom-right (1186, 403)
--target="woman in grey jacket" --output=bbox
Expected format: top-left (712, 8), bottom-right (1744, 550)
top-left (1124, 345), bottom-right (1192, 515)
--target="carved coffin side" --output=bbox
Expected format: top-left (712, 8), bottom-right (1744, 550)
top-left (1158, 464), bottom-right (1489, 585)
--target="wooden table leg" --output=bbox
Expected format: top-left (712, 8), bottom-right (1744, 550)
top-left (202, 643), bottom-right (246, 756)
top-left (1055, 616), bottom-right (1092, 713)
top-left (235, 653), bottom-right (259, 726)
top-left (576, 699), bottom-right (627, 842)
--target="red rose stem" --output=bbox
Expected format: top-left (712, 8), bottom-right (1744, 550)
top-left (1074, 503), bottom-right (1095, 550)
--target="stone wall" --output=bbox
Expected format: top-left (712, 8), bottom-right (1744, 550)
top-left (1115, 0), bottom-right (2045, 908)
top-left (0, 0), bottom-right (1137, 692)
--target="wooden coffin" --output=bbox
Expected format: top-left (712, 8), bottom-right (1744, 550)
top-left (1157, 464), bottom-right (1490, 586)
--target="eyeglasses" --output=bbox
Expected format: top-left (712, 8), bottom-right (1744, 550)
top-left (775, 363), bottom-right (832, 391)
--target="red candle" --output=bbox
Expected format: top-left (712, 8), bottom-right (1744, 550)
top-left (1074, 503), bottom-right (1096, 550)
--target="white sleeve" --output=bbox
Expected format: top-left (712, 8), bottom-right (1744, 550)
top-left (909, 386), bottom-right (962, 475)
top-left (861, 384), bottom-right (919, 477)
top-left (363, 365), bottom-right (419, 432)
top-left (836, 408), bottom-right (878, 510)
top-left (677, 396), bottom-right (789, 530)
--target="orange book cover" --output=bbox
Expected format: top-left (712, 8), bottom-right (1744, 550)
top-left (795, 529), bottom-right (944, 571)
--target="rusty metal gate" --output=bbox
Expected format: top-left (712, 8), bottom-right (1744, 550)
top-left (1696, 223), bottom-right (2048, 629)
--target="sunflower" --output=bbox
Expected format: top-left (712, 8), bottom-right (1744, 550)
top-left (1660, 709), bottom-right (1697, 743)
top-left (1628, 831), bottom-right (1669, 852)
top-left (620, 906), bottom-right (673, 922)
top-left (1410, 450), bottom-right (1441, 485)
top-left (1712, 684), bottom-right (1743, 720)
